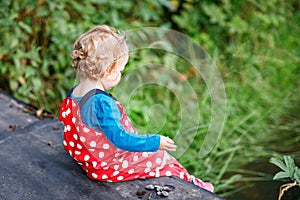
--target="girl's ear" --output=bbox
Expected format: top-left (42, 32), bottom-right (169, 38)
top-left (102, 62), bottom-right (117, 79)
top-left (105, 71), bottom-right (118, 81)
top-left (102, 71), bottom-right (110, 78)
top-left (110, 71), bottom-right (119, 81)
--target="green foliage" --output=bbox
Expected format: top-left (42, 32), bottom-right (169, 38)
top-left (0, 0), bottom-right (177, 110)
top-left (0, 0), bottom-right (300, 197)
top-left (270, 156), bottom-right (300, 199)
top-left (270, 156), bottom-right (300, 184)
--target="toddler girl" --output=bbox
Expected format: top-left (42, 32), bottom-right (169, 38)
top-left (59, 25), bottom-right (213, 192)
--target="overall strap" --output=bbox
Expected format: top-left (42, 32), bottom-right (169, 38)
top-left (66, 86), bottom-right (76, 98)
top-left (79, 89), bottom-right (117, 107)
top-left (67, 87), bottom-right (117, 108)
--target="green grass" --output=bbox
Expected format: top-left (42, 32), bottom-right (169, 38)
top-left (116, 12), bottom-right (300, 197)
top-left (1, 0), bottom-right (299, 197)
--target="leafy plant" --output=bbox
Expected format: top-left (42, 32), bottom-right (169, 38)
top-left (270, 156), bottom-right (300, 200)
top-left (0, 0), bottom-right (300, 197)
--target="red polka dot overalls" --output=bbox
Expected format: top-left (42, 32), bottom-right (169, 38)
top-left (59, 94), bottom-right (213, 192)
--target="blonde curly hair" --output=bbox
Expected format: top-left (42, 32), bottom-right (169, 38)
top-left (70, 25), bottom-right (128, 80)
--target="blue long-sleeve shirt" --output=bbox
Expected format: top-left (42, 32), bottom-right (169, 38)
top-left (70, 91), bottom-right (160, 152)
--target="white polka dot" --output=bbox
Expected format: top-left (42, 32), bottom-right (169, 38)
top-left (66, 125), bottom-right (71, 131)
top-left (72, 117), bottom-right (76, 124)
top-left (92, 161), bottom-right (97, 168)
top-left (72, 101), bottom-right (76, 107)
top-left (115, 153), bottom-right (120, 157)
top-left (180, 172), bottom-right (184, 179)
top-left (103, 166), bottom-right (109, 170)
top-left (73, 134), bottom-right (78, 140)
top-left (155, 158), bottom-right (162, 164)
top-left (142, 152), bottom-right (148, 158)
top-left (103, 144), bottom-right (109, 149)
top-left (149, 172), bottom-right (155, 176)
top-left (68, 150), bottom-right (72, 156)
top-left (128, 169), bottom-right (134, 174)
top-left (144, 168), bottom-right (150, 173)
top-left (84, 155), bottom-right (90, 161)
top-left (77, 144), bottom-right (82, 149)
top-left (146, 161), bottom-right (152, 168)
top-left (114, 165), bottom-right (119, 170)
top-left (125, 120), bottom-right (129, 126)
top-left (169, 164), bottom-right (174, 168)
top-left (102, 174), bottom-right (108, 179)
top-left (80, 136), bottom-right (86, 142)
top-left (99, 152), bottom-right (105, 158)
top-left (165, 171), bottom-right (172, 176)
top-left (85, 162), bottom-right (89, 166)
top-left (62, 111), bottom-right (66, 118)
top-left (63, 140), bottom-right (67, 146)
top-left (90, 141), bottom-right (96, 147)
top-left (76, 126), bottom-right (80, 132)
top-left (133, 155), bottom-right (138, 161)
top-left (77, 162), bottom-right (83, 166)
top-left (187, 174), bottom-right (191, 180)
top-left (113, 171), bottom-right (119, 176)
top-left (83, 127), bottom-right (90, 133)
top-left (155, 170), bottom-right (160, 177)
top-left (69, 141), bottom-right (74, 147)
top-left (95, 132), bottom-right (101, 136)
top-left (101, 162), bottom-right (107, 167)
top-left (89, 149), bottom-right (95, 152)
top-left (92, 173), bottom-right (98, 178)
top-left (122, 160), bottom-right (128, 169)
top-left (74, 151), bottom-right (81, 155)
top-left (129, 127), bottom-right (134, 132)
top-left (117, 176), bottom-right (124, 181)
top-left (66, 108), bottom-right (71, 115)
top-left (166, 154), bottom-right (171, 160)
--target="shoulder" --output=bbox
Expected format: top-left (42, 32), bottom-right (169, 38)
top-left (92, 93), bottom-right (120, 111)
top-left (94, 92), bottom-right (116, 103)
top-left (93, 93), bottom-right (122, 119)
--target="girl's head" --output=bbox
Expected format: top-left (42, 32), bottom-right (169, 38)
top-left (70, 25), bottom-right (128, 81)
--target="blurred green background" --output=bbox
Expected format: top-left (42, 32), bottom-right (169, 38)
top-left (0, 0), bottom-right (299, 198)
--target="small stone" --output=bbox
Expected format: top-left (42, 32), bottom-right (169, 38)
top-left (145, 184), bottom-right (155, 190)
top-left (161, 191), bottom-right (169, 197)
top-left (157, 191), bottom-right (162, 196)
top-left (155, 186), bottom-right (162, 192)
top-left (164, 184), bottom-right (175, 191)
top-left (162, 186), bottom-right (171, 191)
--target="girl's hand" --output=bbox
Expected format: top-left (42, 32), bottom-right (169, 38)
top-left (159, 136), bottom-right (177, 151)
